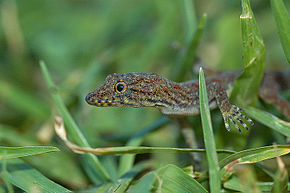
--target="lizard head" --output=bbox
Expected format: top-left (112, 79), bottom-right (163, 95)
top-left (85, 72), bottom-right (168, 108)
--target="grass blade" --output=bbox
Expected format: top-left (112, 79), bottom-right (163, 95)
top-left (55, 115), bottom-right (234, 155)
top-left (244, 106), bottom-right (290, 137)
top-left (199, 68), bottom-right (221, 192)
top-left (0, 159), bottom-right (71, 193)
top-left (271, 0), bottom-right (290, 64)
top-left (199, 145), bottom-right (290, 182)
top-left (128, 164), bottom-right (208, 193)
top-left (40, 61), bottom-right (110, 183)
top-left (230, 0), bottom-right (265, 106)
top-left (219, 145), bottom-right (290, 168)
top-left (171, 14), bottom-right (207, 81)
top-left (0, 146), bottom-right (59, 160)
top-left (183, 0), bottom-right (197, 42)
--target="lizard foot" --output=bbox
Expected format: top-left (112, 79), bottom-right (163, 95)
top-left (222, 105), bottom-right (254, 133)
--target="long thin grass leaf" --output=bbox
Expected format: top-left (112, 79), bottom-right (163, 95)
top-left (0, 159), bottom-right (71, 193)
top-left (244, 106), bottom-right (290, 137)
top-left (271, 0), bottom-right (290, 64)
top-left (40, 61), bottom-right (110, 183)
top-left (171, 14), bottom-right (207, 81)
top-left (0, 146), bottom-right (59, 160)
top-left (199, 68), bottom-right (221, 192)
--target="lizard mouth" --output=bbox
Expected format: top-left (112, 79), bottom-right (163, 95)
top-left (85, 92), bottom-right (121, 107)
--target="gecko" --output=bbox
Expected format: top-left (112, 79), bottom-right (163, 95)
top-left (85, 71), bottom-right (290, 132)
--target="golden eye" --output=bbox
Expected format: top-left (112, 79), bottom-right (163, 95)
top-left (114, 81), bottom-right (127, 93)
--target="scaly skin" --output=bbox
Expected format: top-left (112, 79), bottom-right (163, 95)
top-left (86, 71), bottom-right (290, 132)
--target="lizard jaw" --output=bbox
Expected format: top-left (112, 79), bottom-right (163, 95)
top-left (85, 92), bottom-right (121, 107)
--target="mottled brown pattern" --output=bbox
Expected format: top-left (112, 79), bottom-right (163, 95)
top-left (86, 71), bottom-right (290, 132)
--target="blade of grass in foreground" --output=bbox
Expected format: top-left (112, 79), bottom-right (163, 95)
top-left (199, 68), bottom-right (221, 192)
top-left (271, 0), bottom-right (290, 64)
top-left (40, 61), bottom-right (110, 183)
top-left (244, 106), bottom-right (290, 137)
top-left (127, 164), bottom-right (208, 193)
top-left (219, 145), bottom-right (290, 168)
top-left (0, 159), bottom-right (71, 193)
top-left (55, 115), bottom-right (234, 155)
top-left (198, 145), bottom-right (290, 181)
top-left (0, 146), bottom-right (59, 160)
top-left (230, 0), bottom-right (265, 106)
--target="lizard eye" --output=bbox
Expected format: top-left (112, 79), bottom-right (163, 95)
top-left (114, 81), bottom-right (127, 93)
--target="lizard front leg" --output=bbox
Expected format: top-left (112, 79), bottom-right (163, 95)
top-left (207, 82), bottom-right (254, 132)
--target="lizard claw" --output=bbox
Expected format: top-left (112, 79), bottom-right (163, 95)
top-left (222, 105), bottom-right (254, 133)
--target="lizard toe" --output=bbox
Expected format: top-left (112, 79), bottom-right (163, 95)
top-left (223, 105), bottom-right (254, 132)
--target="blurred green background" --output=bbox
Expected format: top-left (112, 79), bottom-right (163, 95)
top-left (0, 0), bottom-right (289, 190)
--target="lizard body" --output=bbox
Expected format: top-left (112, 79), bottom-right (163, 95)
top-left (86, 71), bottom-right (290, 132)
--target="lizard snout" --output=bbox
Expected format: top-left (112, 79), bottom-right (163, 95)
top-left (85, 92), bottom-right (96, 105)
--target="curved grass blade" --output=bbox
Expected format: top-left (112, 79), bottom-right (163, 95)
top-left (0, 159), bottom-right (71, 193)
top-left (220, 145), bottom-right (290, 168)
top-left (244, 106), bottom-right (290, 137)
top-left (199, 68), bottom-right (221, 192)
top-left (55, 115), bottom-right (234, 155)
top-left (199, 145), bottom-right (290, 182)
top-left (0, 146), bottom-right (59, 160)
top-left (40, 61), bottom-right (110, 183)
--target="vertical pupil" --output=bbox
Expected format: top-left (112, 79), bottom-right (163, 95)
top-left (117, 84), bottom-right (124, 92)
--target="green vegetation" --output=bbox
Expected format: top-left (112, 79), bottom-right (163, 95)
top-left (0, 0), bottom-right (289, 192)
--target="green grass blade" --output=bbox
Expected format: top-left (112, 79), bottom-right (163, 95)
top-left (183, 0), bottom-right (197, 42)
top-left (271, 0), bottom-right (290, 64)
top-left (199, 68), bottom-right (221, 192)
top-left (126, 172), bottom-right (156, 193)
top-left (118, 116), bottom-right (170, 176)
top-left (219, 145), bottom-right (290, 168)
top-left (128, 164), bottom-right (208, 193)
top-left (244, 106), bottom-right (290, 137)
top-left (230, 0), bottom-right (265, 106)
top-left (199, 145), bottom-right (290, 181)
top-left (0, 146), bottom-right (59, 160)
top-left (39, 61), bottom-right (110, 183)
top-left (171, 14), bottom-right (207, 81)
top-left (0, 159), bottom-right (71, 193)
